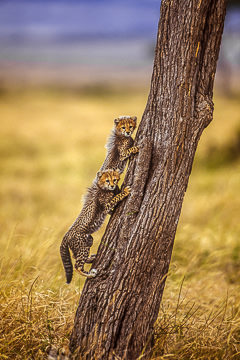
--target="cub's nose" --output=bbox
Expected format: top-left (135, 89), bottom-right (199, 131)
top-left (110, 185), bottom-right (115, 189)
top-left (126, 131), bottom-right (130, 135)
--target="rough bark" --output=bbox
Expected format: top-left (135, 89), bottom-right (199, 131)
top-left (70, 0), bottom-right (226, 359)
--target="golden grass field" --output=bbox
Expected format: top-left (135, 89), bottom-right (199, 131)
top-left (0, 87), bottom-right (240, 359)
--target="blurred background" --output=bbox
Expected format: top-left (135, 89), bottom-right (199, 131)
top-left (0, 0), bottom-right (239, 91)
top-left (0, 1), bottom-right (240, 359)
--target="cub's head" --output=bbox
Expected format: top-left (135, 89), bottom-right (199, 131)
top-left (114, 116), bottom-right (137, 137)
top-left (97, 169), bottom-right (120, 191)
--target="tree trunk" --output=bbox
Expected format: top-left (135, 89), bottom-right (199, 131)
top-left (70, 0), bottom-right (226, 359)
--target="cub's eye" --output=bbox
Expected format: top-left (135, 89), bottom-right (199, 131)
top-left (130, 126), bottom-right (133, 129)
top-left (122, 126), bottom-right (125, 130)
top-left (113, 179), bottom-right (117, 183)
top-left (106, 179), bottom-right (110, 183)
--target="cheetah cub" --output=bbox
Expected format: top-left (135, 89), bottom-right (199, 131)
top-left (60, 169), bottom-right (130, 283)
top-left (101, 115), bottom-right (139, 174)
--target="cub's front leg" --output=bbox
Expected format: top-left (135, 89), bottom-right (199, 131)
top-left (105, 186), bottom-right (131, 213)
top-left (119, 146), bottom-right (139, 161)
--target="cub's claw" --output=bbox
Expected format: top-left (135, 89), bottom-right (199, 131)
top-left (123, 186), bottom-right (131, 195)
top-left (89, 268), bottom-right (97, 277)
top-left (76, 267), bottom-right (98, 278)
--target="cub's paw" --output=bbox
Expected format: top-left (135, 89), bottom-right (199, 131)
top-left (123, 186), bottom-right (131, 196)
top-left (89, 268), bottom-right (98, 278)
top-left (108, 207), bottom-right (115, 215)
top-left (132, 146), bottom-right (139, 153)
top-left (106, 204), bottom-right (114, 214)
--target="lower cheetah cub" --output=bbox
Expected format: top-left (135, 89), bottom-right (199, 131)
top-left (101, 116), bottom-right (139, 174)
top-left (60, 169), bottom-right (130, 283)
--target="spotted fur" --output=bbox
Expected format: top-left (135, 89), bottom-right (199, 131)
top-left (60, 169), bottom-right (130, 283)
top-left (101, 116), bottom-right (139, 174)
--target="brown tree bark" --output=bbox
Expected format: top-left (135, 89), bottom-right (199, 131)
top-left (70, 0), bottom-right (226, 359)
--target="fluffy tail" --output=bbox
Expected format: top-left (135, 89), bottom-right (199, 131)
top-left (60, 235), bottom-right (73, 284)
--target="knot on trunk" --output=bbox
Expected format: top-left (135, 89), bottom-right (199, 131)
top-left (195, 93), bottom-right (214, 129)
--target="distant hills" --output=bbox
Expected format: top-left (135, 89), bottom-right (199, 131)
top-left (0, 0), bottom-right (160, 44)
top-left (0, 0), bottom-right (239, 88)
top-left (0, 0), bottom-right (239, 44)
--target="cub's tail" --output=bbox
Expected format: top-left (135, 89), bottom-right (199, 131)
top-left (60, 235), bottom-right (73, 284)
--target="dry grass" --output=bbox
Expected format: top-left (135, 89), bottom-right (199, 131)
top-left (0, 88), bottom-right (239, 359)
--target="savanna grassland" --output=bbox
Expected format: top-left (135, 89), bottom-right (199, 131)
top-left (0, 87), bottom-right (240, 359)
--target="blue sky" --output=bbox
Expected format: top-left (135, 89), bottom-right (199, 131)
top-left (0, 0), bottom-right (161, 43)
top-left (0, 0), bottom-right (239, 86)
top-left (0, 0), bottom-right (239, 43)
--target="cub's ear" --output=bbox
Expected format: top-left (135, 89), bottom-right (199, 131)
top-left (114, 117), bottom-right (120, 125)
top-left (131, 116), bottom-right (137, 123)
top-left (97, 170), bottom-right (103, 179)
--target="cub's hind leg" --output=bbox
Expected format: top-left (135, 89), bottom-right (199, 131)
top-left (85, 254), bottom-right (96, 263)
top-left (75, 250), bottom-right (97, 278)
top-left (74, 236), bottom-right (97, 278)
top-left (85, 235), bottom-right (96, 264)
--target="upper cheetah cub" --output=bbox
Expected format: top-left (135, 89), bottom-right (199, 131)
top-left (101, 115), bottom-right (139, 174)
top-left (60, 169), bottom-right (130, 283)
